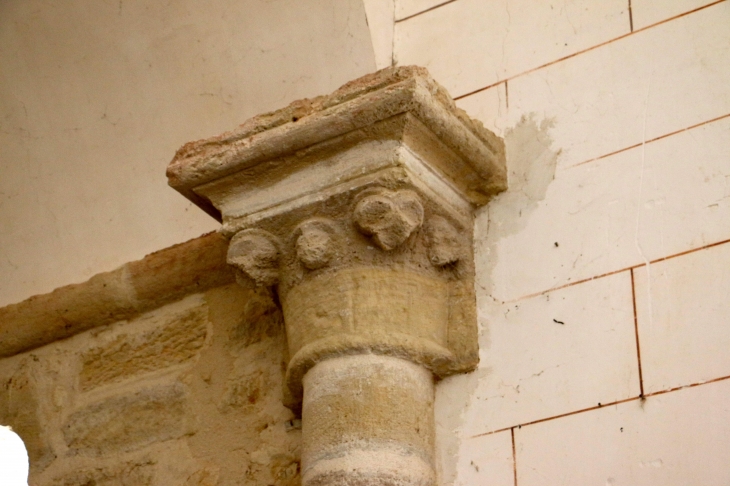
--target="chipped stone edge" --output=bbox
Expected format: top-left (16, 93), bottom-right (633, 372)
top-left (167, 66), bottom-right (507, 220)
top-left (0, 232), bottom-right (234, 358)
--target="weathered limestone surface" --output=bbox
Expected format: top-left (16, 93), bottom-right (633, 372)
top-left (168, 66), bottom-right (506, 486)
top-left (167, 66), bottom-right (505, 220)
top-left (168, 65), bottom-right (504, 398)
top-left (63, 383), bottom-right (189, 456)
top-left (79, 305), bottom-right (208, 390)
top-left (0, 361), bottom-right (56, 472)
top-left (0, 231), bottom-right (233, 358)
top-left (0, 285), bottom-right (300, 485)
top-left (302, 355), bottom-right (435, 486)
top-left (51, 459), bottom-right (156, 486)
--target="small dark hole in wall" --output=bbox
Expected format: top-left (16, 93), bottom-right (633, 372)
top-left (292, 117), bottom-right (299, 122)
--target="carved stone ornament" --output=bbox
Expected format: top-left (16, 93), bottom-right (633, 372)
top-left (168, 66), bottom-right (506, 486)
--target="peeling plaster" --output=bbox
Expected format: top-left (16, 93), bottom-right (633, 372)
top-left (435, 114), bottom-right (560, 485)
top-left (477, 114), bottom-right (560, 301)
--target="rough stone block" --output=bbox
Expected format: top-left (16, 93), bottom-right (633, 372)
top-left (0, 361), bottom-right (56, 472)
top-left (230, 290), bottom-right (283, 349)
top-left (79, 304), bottom-right (208, 390)
top-left (183, 465), bottom-right (220, 486)
top-left (0, 231), bottom-right (233, 359)
top-left (220, 368), bottom-right (268, 413)
top-left (52, 459), bottom-right (156, 486)
top-left (63, 383), bottom-right (188, 456)
top-left (127, 231), bottom-right (234, 310)
top-left (0, 268), bottom-right (137, 358)
top-left (266, 453), bottom-right (301, 486)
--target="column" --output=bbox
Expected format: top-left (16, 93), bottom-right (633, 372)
top-left (167, 65), bottom-right (506, 485)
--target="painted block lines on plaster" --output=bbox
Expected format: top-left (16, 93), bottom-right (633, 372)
top-left (395, 0), bottom-right (457, 22)
top-left (634, 241), bottom-right (730, 395)
top-left (396, 0), bottom-right (723, 33)
top-left (631, 0), bottom-right (722, 29)
top-left (630, 268), bottom-right (645, 398)
top-left (452, 3), bottom-right (730, 178)
top-left (451, 0), bottom-right (726, 99)
top-left (568, 113), bottom-right (730, 170)
top-left (513, 378), bottom-right (730, 485)
top-left (458, 243), bottom-right (730, 479)
top-left (510, 428), bottom-right (517, 486)
top-left (452, 3), bottom-right (730, 174)
top-left (466, 272), bottom-right (639, 437)
top-left (503, 1), bottom-right (730, 170)
top-left (460, 375), bottom-right (730, 483)
top-left (629, 0), bottom-right (635, 31)
top-left (482, 116), bottom-right (730, 303)
top-left (474, 373), bottom-right (730, 439)
top-left (466, 240), bottom-right (730, 441)
top-left (511, 236), bottom-right (730, 305)
top-left (394, 0), bottom-right (630, 96)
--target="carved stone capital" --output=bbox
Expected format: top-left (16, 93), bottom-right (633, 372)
top-left (168, 66), bottom-right (506, 486)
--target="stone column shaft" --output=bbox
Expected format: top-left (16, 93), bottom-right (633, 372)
top-left (302, 355), bottom-right (434, 486)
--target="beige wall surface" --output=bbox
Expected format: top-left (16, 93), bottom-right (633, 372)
top-left (0, 0), bottom-right (376, 307)
top-left (385, 0), bottom-right (730, 484)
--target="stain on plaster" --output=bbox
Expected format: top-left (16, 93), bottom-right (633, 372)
top-left (436, 114), bottom-right (560, 485)
top-left (475, 114), bottom-right (560, 299)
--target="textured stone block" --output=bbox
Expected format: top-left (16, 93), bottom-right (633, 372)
top-left (63, 383), bottom-right (188, 456)
top-left (0, 231), bottom-right (233, 358)
top-left (79, 303), bottom-right (208, 390)
top-left (0, 268), bottom-right (137, 358)
top-left (220, 367), bottom-right (269, 413)
top-left (0, 362), bottom-right (55, 472)
top-left (183, 465), bottom-right (220, 486)
top-left (52, 459), bottom-right (155, 486)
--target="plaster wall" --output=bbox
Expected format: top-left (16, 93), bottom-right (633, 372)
top-left (0, 0), bottom-right (376, 307)
top-left (384, 0), bottom-right (730, 484)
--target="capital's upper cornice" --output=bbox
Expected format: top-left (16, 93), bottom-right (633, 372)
top-left (167, 66), bottom-right (506, 223)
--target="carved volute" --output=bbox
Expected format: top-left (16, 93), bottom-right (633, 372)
top-left (168, 66), bottom-right (506, 486)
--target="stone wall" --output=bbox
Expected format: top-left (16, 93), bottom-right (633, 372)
top-left (0, 283), bottom-right (300, 486)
